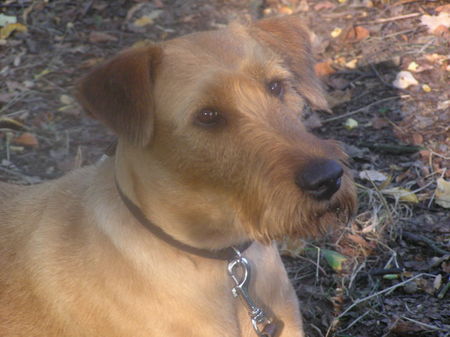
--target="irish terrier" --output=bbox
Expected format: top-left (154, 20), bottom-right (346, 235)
top-left (0, 16), bottom-right (356, 337)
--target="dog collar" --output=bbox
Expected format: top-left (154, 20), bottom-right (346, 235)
top-left (115, 181), bottom-right (253, 261)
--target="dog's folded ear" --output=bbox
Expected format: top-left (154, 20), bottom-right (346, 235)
top-left (251, 16), bottom-right (329, 111)
top-left (76, 45), bottom-right (162, 146)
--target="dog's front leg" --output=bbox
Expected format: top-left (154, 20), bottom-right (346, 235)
top-left (245, 243), bottom-right (306, 337)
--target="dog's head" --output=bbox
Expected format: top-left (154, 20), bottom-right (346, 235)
top-left (77, 16), bottom-right (356, 245)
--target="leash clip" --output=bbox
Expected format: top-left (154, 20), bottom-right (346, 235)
top-left (227, 248), bottom-right (279, 337)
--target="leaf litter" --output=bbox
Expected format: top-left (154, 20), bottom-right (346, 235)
top-left (0, 0), bottom-right (449, 336)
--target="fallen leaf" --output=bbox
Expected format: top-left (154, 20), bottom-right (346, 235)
top-left (314, 1), bottom-right (336, 11)
top-left (322, 249), bottom-right (347, 272)
top-left (60, 94), bottom-right (74, 105)
top-left (0, 23), bottom-right (27, 40)
top-left (343, 26), bottom-right (370, 43)
top-left (392, 71), bottom-right (418, 89)
top-left (359, 170), bottom-right (388, 182)
top-left (345, 58), bottom-right (358, 69)
top-left (420, 12), bottom-right (450, 32)
top-left (382, 187), bottom-right (419, 203)
top-left (411, 133), bottom-right (423, 145)
top-left (0, 14), bottom-right (17, 27)
top-left (326, 90), bottom-right (352, 108)
top-left (435, 178), bottom-right (450, 208)
top-left (13, 132), bottom-right (38, 147)
top-left (436, 4), bottom-right (450, 14)
top-left (371, 117), bottom-right (390, 129)
top-left (343, 118), bottom-right (358, 130)
top-left (407, 61), bottom-right (419, 72)
top-left (279, 6), bottom-right (293, 15)
top-left (88, 32), bottom-right (117, 43)
top-left (134, 15), bottom-right (154, 27)
top-left (437, 100), bottom-right (450, 110)
top-left (0, 117), bottom-right (26, 131)
top-left (433, 274), bottom-right (442, 291)
top-left (314, 60), bottom-right (335, 77)
top-left (422, 84), bottom-right (432, 92)
top-left (331, 28), bottom-right (342, 38)
top-left (432, 25), bottom-right (450, 40)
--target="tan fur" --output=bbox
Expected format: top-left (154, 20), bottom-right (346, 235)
top-left (0, 16), bottom-right (356, 337)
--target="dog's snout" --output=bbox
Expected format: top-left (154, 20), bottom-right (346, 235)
top-left (295, 159), bottom-right (343, 200)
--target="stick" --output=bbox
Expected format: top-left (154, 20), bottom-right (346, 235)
top-left (365, 13), bottom-right (421, 24)
top-left (322, 96), bottom-right (409, 124)
top-left (402, 231), bottom-right (450, 256)
top-left (336, 273), bottom-right (425, 319)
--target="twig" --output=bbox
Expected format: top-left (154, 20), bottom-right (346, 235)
top-left (336, 273), bottom-right (425, 319)
top-left (365, 13), bottom-right (421, 24)
top-left (359, 142), bottom-right (423, 155)
top-left (402, 231), bottom-right (450, 256)
top-left (400, 315), bottom-right (447, 331)
top-left (322, 96), bottom-right (410, 124)
top-left (338, 310), bottom-right (370, 332)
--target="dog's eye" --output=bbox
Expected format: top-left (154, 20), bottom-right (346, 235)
top-left (195, 109), bottom-right (222, 126)
top-left (267, 80), bottom-right (284, 98)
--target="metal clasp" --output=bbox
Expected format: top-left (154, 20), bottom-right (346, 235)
top-left (227, 248), bottom-right (279, 337)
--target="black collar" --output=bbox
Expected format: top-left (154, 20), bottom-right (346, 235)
top-left (115, 181), bottom-right (252, 260)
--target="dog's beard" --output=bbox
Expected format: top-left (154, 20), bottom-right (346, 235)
top-left (235, 167), bottom-right (356, 243)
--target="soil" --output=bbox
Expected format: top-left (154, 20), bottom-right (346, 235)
top-left (0, 1), bottom-right (449, 336)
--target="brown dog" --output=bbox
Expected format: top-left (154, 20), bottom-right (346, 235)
top-left (0, 16), bottom-right (356, 337)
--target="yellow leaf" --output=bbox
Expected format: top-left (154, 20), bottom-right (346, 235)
top-left (422, 84), bottom-right (432, 92)
top-left (382, 187), bottom-right (419, 203)
top-left (0, 23), bottom-right (27, 40)
top-left (407, 61), bottom-right (419, 72)
top-left (134, 16), bottom-right (154, 27)
top-left (345, 58), bottom-right (358, 69)
top-left (435, 178), bottom-right (450, 208)
top-left (331, 28), bottom-right (342, 38)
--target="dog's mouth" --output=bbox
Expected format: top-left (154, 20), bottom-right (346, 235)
top-left (236, 168), bottom-right (357, 243)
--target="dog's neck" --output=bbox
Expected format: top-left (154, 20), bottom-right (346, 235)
top-left (113, 144), bottom-right (249, 251)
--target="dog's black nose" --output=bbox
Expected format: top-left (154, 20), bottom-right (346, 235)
top-left (295, 159), bottom-right (343, 200)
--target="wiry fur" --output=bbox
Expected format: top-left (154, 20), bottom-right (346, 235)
top-left (0, 16), bottom-right (356, 337)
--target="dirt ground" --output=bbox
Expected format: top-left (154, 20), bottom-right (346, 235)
top-left (0, 0), bottom-right (449, 336)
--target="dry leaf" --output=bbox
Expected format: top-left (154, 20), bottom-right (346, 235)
top-left (0, 14), bottom-right (17, 27)
top-left (392, 71), bottom-right (418, 89)
top-left (436, 4), bottom-right (450, 14)
top-left (420, 12), bottom-right (450, 32)
top-left (422, 84), bottom-right (432, 92)
top-left (345, 58), bottom-right (358, 69)
top-left (407, 61), bottom-right (419, 72)
top-left (89, 32), bottom-right (117, 43)
top-left (314, 61), bottom-right (335, 77)
top-left (382, 187), bottom-right (419, 203)
top-left (435, 178), bottom-right (450, 208)
top-left (60, 94), bottom-right (74, 105)
top-left (343, 118), bottom-right (358, 130)
top-left (314, 1), bottom-right (336, 11)
top-left (0, 23), bottom-right (27, 40)
top-left (331, 28), bottom-right (342, 38)
top-left (326, 90), bottom-right (352, 108)
top-left (13, 132), bottom-right (38, 147)
top-left (343, 26), bottom-right (370, 43)
top-left (359, 170), bottom-right (388, 182)
top-left (134, 16), bottom-right (154, 27)
top-left (278, 6), bottom-right (293, 15)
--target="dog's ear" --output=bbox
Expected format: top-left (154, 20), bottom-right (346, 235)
top-left (251, 16), bottom-right (329, 111)
top-left (76, 45), bottom-right (162, 146)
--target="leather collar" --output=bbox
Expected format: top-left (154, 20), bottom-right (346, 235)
top-left (115, 181), bottom-right (252, 260)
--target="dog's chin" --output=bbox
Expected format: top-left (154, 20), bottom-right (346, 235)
top-left (243, 190), bottom-right (356, 244)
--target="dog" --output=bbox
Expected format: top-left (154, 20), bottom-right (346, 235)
top-left (0, 16), bottom-right (356, 337)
